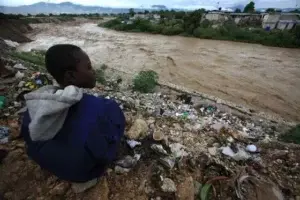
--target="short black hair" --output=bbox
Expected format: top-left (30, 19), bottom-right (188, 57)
top-left (45, 44), bottom-right (82, 83)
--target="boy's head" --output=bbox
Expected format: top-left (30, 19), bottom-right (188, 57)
top-left (45, 44), bottom-right (96, 88)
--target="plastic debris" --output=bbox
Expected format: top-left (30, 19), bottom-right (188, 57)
top-left (246, 144), bottom-right (257, 153)
top-left (115, 155), bottom-right (140, 168)
top-left (169, 143), bottom-right (188, 158)
top-left (127, 140), bottom-right (141, 148)
top-left (161, 178), bottom-right (177, 193)
top-left (151, 144), bottom-right (168, 155)
top-left (153, 130), bottom-right (164, 141)
top-left (222, 146), bottom-right (250, 161)
top-left (0, 126), bottom-right (9, 144)
top-left (114, 166), bottom-right (131, 174)
top-left (15, 71), bottom-right (25, 79)
top-left (0, 96), bottom-right (5, 109)
top-left (159, 157), bottom-right (176, 169)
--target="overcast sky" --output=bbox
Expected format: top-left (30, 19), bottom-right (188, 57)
top-left (1, 0), bottom-right (299, 9)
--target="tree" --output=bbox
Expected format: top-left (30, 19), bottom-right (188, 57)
top-left (144, 10), bottom-right (149, 14)
top-left (243, 1), bottom-right (255, 13)
top-left (129, 8), bottom-right (135, 17)
top-left (235, 8), bottom-right (242, 13)
top-left (218, 7), bottom-right (222, 11)
top-left (266, 8), bottom-right (275, 13)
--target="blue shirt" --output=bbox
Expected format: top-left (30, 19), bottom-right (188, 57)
top-left (21, 94), bottom-right (125, 182)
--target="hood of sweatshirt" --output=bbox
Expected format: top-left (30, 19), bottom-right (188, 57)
top-left (24, 85), bottom-right (83, 141)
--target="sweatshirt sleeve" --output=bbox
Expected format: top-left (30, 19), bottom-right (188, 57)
top-left (85, 99), bottom-right (125, 165)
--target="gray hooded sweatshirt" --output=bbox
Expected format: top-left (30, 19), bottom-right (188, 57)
top-left (24, 85), bottom-right (83, 141)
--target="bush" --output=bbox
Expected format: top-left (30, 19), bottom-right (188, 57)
top-left (280, 124), bottom-right (300, 144)
top-left (10, 51), bottom-right (45, 66)
top-left (133, 70), bottom-right (158, 93)
top-left (95, 68), bottom-right (106, 85)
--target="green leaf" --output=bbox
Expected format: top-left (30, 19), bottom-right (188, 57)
top-left (200, 184), bottom-right (212, 200)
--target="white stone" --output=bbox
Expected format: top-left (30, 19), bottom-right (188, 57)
top-left (161, 178), bottom-right (177, 193)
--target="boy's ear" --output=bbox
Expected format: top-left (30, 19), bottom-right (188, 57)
top-left (64, 70), bottom-right (76, 84)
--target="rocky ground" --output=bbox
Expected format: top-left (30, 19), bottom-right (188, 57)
top-left (0, 49), bottom-right (300, 200)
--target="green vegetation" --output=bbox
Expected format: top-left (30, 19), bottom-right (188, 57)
top-left (95, 68), bottom-right (106, 85)
top-left (10, 50), bottom-right (46, 71)
top-left (243, 1), bottom-right (255, 13)
top-left (280, 124), bottom-right (300, 144)
top-left (100, 11), bottom-right (300, 48)
top-left (133, 70), bottom-right (158, 93)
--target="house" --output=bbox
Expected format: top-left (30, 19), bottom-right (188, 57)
top-left (153, 14), bottom-right (161, 20)
top-left (133, 14), bottom-right (148, 20)
top-left (277, 14), bottom-right (300, 30)
top-left (229, 13), bottom-right (263, 25)
top-left (262, 13), bottom-right (300, 30)
top-left (203, 12), bottom-right (229, 22)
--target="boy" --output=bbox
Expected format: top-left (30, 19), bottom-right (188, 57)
top-left (21, 44), bottom-right (125, 185)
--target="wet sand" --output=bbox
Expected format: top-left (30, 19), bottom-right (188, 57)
top-left (19, 23), bottom-right (300, 122)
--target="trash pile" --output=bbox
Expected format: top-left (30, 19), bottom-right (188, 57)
top-left (1, 61), bottom-right (300, 200)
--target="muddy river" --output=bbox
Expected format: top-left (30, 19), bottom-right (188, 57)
top-left (19, 22), bottom-right (300, 122)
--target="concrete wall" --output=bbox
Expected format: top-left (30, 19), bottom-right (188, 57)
top-left (286, 23), bottom-right (295, 30)
top-left (277, 22), bottom-right (287, 30)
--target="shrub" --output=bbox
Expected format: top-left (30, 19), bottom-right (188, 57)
top-left (133, 70), bottom-right (158, 93)
top-left (95, 69), bottom-right (106, 85)
top-left (280, 124), bottom-right (300, 144)
top-left (10, 51), bottom-right (45, 71)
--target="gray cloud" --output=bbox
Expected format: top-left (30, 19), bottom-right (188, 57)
top-left (1, 0), bottom-right (297, 8)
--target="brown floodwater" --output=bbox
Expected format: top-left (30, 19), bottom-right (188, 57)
top-left (19, 22), bottom-right (300, 122)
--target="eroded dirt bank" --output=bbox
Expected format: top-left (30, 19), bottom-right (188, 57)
top-left (19, 23), bottom-right (300, 122)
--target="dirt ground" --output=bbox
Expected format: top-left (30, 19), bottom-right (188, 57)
top-left (18, 22), bottom-right (300, 122)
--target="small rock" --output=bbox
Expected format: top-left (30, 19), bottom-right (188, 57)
top-left (208, 147), bottom-right (217, 156)
top-left (127, 140), bottom-right (141, 148)
top-left (246, 144), bottom-right (257, 153)
top-left (176, 176), bottom-right (194, 200)
top-left (13, 63), bottom-right (27, 70)
top-left (169, 143), bottom-right (188, 158)
top-left (18, 81), bottom-right (26, 87)
top-left (115, 155), bottom-right (140, 168)
top-left (159, 157), bottom-right (176, 169)
top-left (15, 71), bottom-right (25, 79)
top-left (151, 144), bottom-right (168, 155)
top-left (50, 182), bottom-right (69, 195)
top-left (153, 129), bottom-right (164, 141)
top-left (161, 178), bottom-right (177, 193)
top-left (211, 122), bottom-right (227, 132)
top-left (296, 196), bottom-right (300, 200)
top-left (126, 119), bottom-right (148, 139)
top-left (114, 166), bottom-right (131, 174)
top-left (71, 178), bottom-right (98, 193)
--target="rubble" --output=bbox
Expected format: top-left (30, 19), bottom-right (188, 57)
top-left (161, 178), bottom-right (177, 193)
top-left (1, 59), bottom-right (300, 199)
top-left (125, 119), bottom-right (148, 139)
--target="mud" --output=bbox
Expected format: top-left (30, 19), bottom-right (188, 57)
top-left (18, 23), bottom-right (300, 122)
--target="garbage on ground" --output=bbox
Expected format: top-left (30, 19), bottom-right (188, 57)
top-left (126, 119), bottom-right (148, 140)
top-left (115, 154), bottom-right (141, 168)
top-left (246, 144), bottom-right (257, 153)
top-left (221, 146), bottom-right (250, 161)
top-left (159, 157), bottom-right (176, 169)
top-left (0, 126), bottom-right (9, 144)
top-left (153, 129), bottom-right (164, 141)
top-left (13, 64), bottom-right (27, 70)
top-left (234, 168), bottom-right (284, 200)
top-left (114, 166), bottom-right (131, 174)
top-left (15, 71), bottom-right (25, 79)
top-left (24, 72), bottom-right (53, 90)
top-left (169, 143), bottom-right (188, 158)
top-left (0, 96), bottom-right (5, 109)
top-left (126, 140), bottom-right (141, 148)
top-left (161, 178), bottom-right (177, 193)
top-left (151, 144), bottom-right (168, 155)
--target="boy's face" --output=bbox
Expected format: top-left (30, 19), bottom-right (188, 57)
top-left (65, 50), bottom-right (96, 88)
